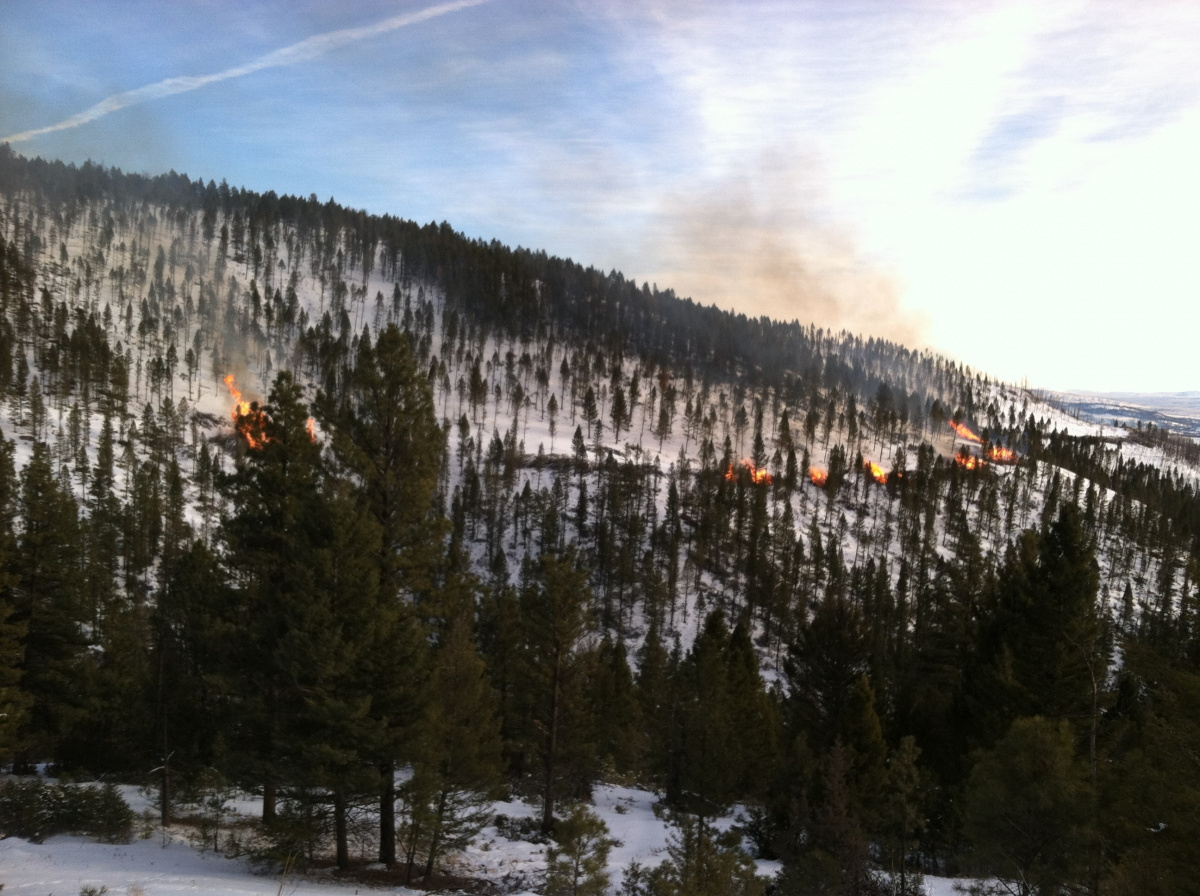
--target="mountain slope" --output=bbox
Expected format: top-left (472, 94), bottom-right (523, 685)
top-left (2, 149), bottom-right (1199, 892)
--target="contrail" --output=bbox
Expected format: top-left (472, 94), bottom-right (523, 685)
top-left (2, 0), bottom-right (492, 144)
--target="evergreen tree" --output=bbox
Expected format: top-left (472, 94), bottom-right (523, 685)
top-left (584, 637), bottom-right (642, 777)
top-left (724, 617), bottom-right (779, 801)
top-left (968, 504), bottom-right (1106, 747)
top-left (0, 596), bottom-right (27, 763)
top-left (0, 431), bottom-right (28, 762)
top-left (320, 324), bottom-right (444, 865)
top-left (519, 548), bottom-right (594, 832)
top-left (877, 736), bottom-right (926, 896)
top-left (779, 740), bottom-right (875, 896)
top-left (220, 371), bottom-right (379, 862)
top-left (785, 592), bottom-right (869, 750)
top-left (1099, 642), bottom-right (1200, 896)
top-left (404, 610), bottom-right (502, 882)
top-left (12, 442), bottom-right (84, 766)
top-left (545, 803), bottom-right (616, 896)
top-left (152, 538), bottom-right (230, 818)
top-left (648, 811), bottom-right (765, 896)
top-left (963, 716), bottom-right (1094, 896)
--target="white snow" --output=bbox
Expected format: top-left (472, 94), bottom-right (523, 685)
top-left (0, 782), bottom-right (791, 896)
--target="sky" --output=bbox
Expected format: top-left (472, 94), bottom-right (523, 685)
top-left (2, 0), bottom-right (1199, 393)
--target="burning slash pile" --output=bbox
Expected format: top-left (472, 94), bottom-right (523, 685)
top-left (224, 374), bottom-right (317, 447)
top-left (863, 460), bottom-right (888, 484)
top-left (950, 421), bottom-right (1018, 469)
top-left (225, 374), bottom-right (270, 448)
top-left (726, 458), bottom-right (773, 485)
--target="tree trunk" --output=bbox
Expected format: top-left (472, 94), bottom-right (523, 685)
top-left (334, 791), bottom-right (349, 869)
top-left (160, 758), bottom-right (171, 828)
top-left (157, 622), bottom-right (170, 827)
top-left (404, 816), bottom-right (422, 885)
top-left (379, 760), bottom-right (396, 866)
top-left (542, 653), bottom-right (562, 833)
top-left (423, 789), bottom-right (447, 881)
top-left (262, 779), bottom-right (276, 822)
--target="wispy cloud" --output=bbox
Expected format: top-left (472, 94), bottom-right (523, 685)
top-left (1, 0), bottom-right (493, 144)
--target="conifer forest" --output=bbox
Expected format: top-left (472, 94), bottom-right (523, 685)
top-left (0, 148), bottom-right (1198, 895)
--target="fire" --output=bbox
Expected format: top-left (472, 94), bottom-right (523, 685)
top-left (863, 459), bottom-right (888, 485)
top-left (809, 466), bottom-right (829, 486)
top-left (987, 445), bottom-right (1017, 464)
top-left (224, 373), bottom-right (270, 449)
top-left (950, 421), bottom-right (983, 443)
top-left (224, 374), bottom-right (317, 447)
top-left (726, 458), bottom-right (773, 485)
top-left (224, 373), bottom-right (250, 419)
top-left (955, 453), bottom-right (984, 471)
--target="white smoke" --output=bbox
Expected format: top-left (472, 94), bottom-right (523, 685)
top-left (2, 0), bottom-right (493, 144)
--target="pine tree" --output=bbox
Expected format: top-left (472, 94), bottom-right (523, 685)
top-left (636, 617), bottom-right (673, 786)
top-left (152, 539), bottom-right (230, 815)
top-left (12, 442), bottom-right (84, 766)
top-left (319, 324), bottom-right (444, 865)
top-left (650, 811), bottom-right (764, 896)
top-left (668, 611), bottom-right (775, 820)
top-left (878, 736), bottom-right (925, 895)
top-left (784, 592), bottom-right (869, 750)
top-left (544, 804), bottom-right (616, 896)
top-left (220, 371), bottom-right (379, 857)
top-left (0, 596), bottom-right (28, 762)
top-left (725, 617), bottom-right (779, 801)
top-left (779, 740), bottom-right (874, 896)
top-left (963, 716), bottom-right (1094, 896)
top-left (520, 548), bottom-right (594, 832)
top-left (404, 610), bottom-right (502, 882)
top-left (1098, 641), bottom-right (1200, 896)
top-left (968, 503), bottom-right (1106, 747)
top-left (0, 430), bottom-right (29, 762)
top-left (584, 637), bottom-right (641, 776)
top-left (319, 324), bottom-right (443, 603)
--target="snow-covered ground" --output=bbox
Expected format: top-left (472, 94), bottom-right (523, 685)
top-left (1, 783), bottom-right (991, 895)
top-left (0, 835), bottom-right (376, 896)
top-left (1, 185), bottom-right (1192, 896)
top-left (0, 782), bottom-right (761, 895)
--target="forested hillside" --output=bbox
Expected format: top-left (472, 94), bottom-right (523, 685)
top-left (0, 147), bottom-right (1198, 895)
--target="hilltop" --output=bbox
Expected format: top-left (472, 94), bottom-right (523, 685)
top-left (1, 149), bottom-right (1198, 895)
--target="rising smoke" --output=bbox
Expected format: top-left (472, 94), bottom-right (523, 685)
top-left (644, 155), bottom-right (927, 348)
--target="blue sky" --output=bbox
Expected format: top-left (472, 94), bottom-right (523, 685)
top-left (3, 1), bottom-right (1200, 392)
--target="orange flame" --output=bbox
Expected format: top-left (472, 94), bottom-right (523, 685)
top-left (955, 453), bottom-right (984, 471)
top-left (950, 421), bottom-right (983, 443)
top-left (863, 459), bottom-right (888, 484)
top-left (726, 458), bottom-right (773, 485)
top-left (809, 466), bottom-right (829, 486)
top-left (224, 373), bottom-right (250, 418)
top-left (987, 445), bottom-right (1017, 464)
top-left (225, 373), bottom-right (270, 449)
top-left (306, 417), bottom-right (317, 443)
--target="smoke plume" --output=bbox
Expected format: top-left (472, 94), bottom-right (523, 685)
top-left (644, 156), bottom-right (927, 349)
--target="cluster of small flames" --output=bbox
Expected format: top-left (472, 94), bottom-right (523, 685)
top-left (224, 374), bottom-right (316, 448)
top-left (726, 458), bottom-right (773, 485)
top-left (951, 421), bottom-right (1017, 468)
top-left (723, 457), bottom-right (899, 489)
top-left (804, 421), bottom-right (1019, 485)
top-left (223, 378), bottom-right (1020, 478)
top-left (807, 460), bottom-right (890, 487)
